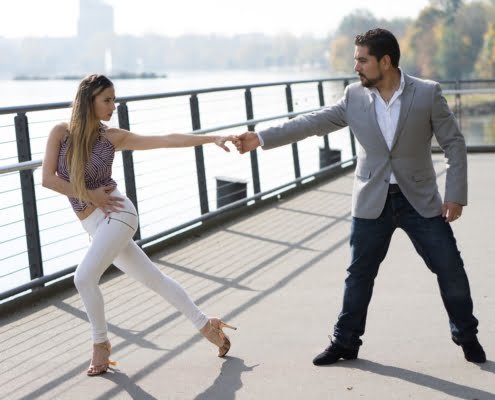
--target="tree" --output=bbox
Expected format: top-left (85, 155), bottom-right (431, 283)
top-left (435, 24), bottom-right (464, 78)
top-left (431, 2), bottom-right (488, 78)
top-left (430, 0), bottom-right (463, 19)
top-left (452, 2), bottom-right (488, 77)
top-left (474, 23), bottom-right (495, 78)
top-left (400, 7), bottom-right (443, 78)
top-left (328, 9), bottom-right (412, 73)
top-left (337, 9), bottom-right (379, 37)
top-left (329, 36), bottom-right (355, 74)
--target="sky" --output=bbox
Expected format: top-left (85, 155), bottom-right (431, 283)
top-left (0, 0), bottom-right (431, 39)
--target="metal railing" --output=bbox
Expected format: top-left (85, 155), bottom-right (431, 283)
top-left (1, 76), bottom-right (495, 303)
top-left (0, 77), bottom-right (360, 302)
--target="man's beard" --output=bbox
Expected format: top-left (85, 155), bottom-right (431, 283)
top-left (359, 72), bottom-right (383, 88)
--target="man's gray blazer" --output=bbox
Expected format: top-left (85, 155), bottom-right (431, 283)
top-left (259, 73), bottom-right (467, 219)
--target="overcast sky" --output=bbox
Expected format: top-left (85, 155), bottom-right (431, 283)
top-left (0, 0), bottom-right (431, 38)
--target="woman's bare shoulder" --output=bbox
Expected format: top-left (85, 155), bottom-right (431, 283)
top-left (50, 122), bottom-right (69, 136)
top-left (103, 127), bottom-right (129, 147)
top-left (105, 127), bottom-right (128, 135)
top-left (46, 123), bottom-right (69, 148)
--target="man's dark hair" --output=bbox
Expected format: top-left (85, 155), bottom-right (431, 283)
top-left (354, 28), bottom-right (400, 67)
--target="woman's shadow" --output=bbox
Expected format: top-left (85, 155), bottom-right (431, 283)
top-left (98, 369), bottom-right (159, 400)
top-left (94, 357), bottom-right (257, 400)
top-left (194, 357), bottom-right (259, 400)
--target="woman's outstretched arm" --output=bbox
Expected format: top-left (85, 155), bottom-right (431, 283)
top-left (106, 128), bottom-right (236, 152)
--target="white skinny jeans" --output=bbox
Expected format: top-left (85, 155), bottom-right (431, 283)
top-left (74, 189), bottom-right (208, 343)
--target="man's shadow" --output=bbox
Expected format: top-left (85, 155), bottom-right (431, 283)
top-left (194, 357), bottom-right (259, 400)
top-left (338, 359), bottom-right (495, 400)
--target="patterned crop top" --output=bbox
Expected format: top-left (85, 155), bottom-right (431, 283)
top-left (57, 125), bottom-right (117, 212)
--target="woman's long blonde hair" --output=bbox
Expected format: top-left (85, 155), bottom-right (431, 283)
top-left (66, 74), bottom-right (113, 202)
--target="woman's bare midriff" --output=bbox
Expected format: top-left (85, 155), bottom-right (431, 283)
top-left (76, 204), bottom-right (98, 220)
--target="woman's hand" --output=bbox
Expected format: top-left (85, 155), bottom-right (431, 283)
top-left (88, 186), bottom-right (125, 216)
top-left (214, 135), bottom-right (237, 152)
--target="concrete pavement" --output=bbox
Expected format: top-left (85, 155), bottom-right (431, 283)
top-left (1, 154), bottom-right (494, 400)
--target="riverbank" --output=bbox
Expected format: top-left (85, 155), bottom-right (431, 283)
top-left (13, 71), bottom-right (167, 81)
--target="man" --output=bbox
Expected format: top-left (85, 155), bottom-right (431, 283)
top-left (235, 28), bottom-right (486, 365)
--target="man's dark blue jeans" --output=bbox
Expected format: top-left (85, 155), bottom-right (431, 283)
top-left (332, 189), bottom-right (479, 350)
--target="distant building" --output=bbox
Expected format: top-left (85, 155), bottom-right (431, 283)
top-left (78, 0), bottom-right (114, 39)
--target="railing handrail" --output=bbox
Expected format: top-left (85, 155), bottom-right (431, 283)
top-left (2, 77), bottom-right (495, 115)
top-left (0, 76), bottom-right (357, 115)
top-left (0, 160), bottom-right (42, 174)
top-left (443, 88), bottom-right (495, 95)
top-left (0, 107), bottom-right (324, 175)
top-left (3, 82), bottom-right (495, 175)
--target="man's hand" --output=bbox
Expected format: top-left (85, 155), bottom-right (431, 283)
top-left (234, 131), bottom-right (260, 154)
top-left (88, 186), bottom-right (124, 216)
top-left (442, 201), bottom-right (463, 223)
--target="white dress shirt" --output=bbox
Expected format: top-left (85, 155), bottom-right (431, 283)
top-left (367, 71), bottom-right (405, 184)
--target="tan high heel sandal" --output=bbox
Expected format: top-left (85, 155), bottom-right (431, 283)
top-left (87, 341), bottom-right (117, 376)
top-left (200, 318), bottom-right (237, 357)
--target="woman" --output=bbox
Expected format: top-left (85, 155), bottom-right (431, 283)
top-left (42, 74), bottom-right (236, 376)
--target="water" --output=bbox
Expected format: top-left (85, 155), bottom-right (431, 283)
top-left (0, 68), bottom-right (333, 107)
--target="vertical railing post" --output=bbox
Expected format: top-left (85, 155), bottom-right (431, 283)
top-left (455, 80), bottom-right (462, 131)
top-left (318, 81), bottom-right (330, 152)
top-left (117, 102), bottom-right (141, 240)
top-left (190, 94), bottom-right (209, 214)
top-left (15, 112), bottom-right (44, 285)
top-left (344, 79), bottom-right (357, 158)
top-left (285, 84), bottom-right (301, 179)
top-left (244, 88), bottom-right (261, 194)
top-left (317, 81), bottom-right (342, 168)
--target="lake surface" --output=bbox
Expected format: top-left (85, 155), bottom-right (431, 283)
top-left (0, 68), bottom-right (333, 107)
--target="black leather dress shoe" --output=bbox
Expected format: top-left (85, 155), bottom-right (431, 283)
top-left (312, 341), bottom-right (358, 366)
top-left (459, 338), bottom-right (486, 363)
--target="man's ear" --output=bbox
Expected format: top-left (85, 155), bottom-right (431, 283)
top-left (380, 54), bottom-right (392, 70)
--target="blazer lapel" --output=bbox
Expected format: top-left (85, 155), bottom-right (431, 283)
top-left (391, 77), bottom-right (416, 149)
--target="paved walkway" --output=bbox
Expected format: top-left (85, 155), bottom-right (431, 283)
top-left (1, 154), bottom-right (494, 400)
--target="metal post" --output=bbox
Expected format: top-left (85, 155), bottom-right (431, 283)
top-left (317, 81), bottom-right (341, 168)
top-left (318, 81), bottom-right (330, 152)
top-left (117, 102), bottom-right (141, 240)
top-left (285, 84), bottom-right (301, 179)
top-left (15, 113), bottom-right (44, 284)
top-left (190, 94), bottom-right (209, 214)
top-left (455, 80), bottom-right (462, 131)
top-left (244, 88), bottom-right (261, 194)
top-left (344, 79), bottom-right (357, 158)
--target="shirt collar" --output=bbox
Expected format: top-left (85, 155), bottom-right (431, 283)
top-left (367, 68), bottom-right (405, 100)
